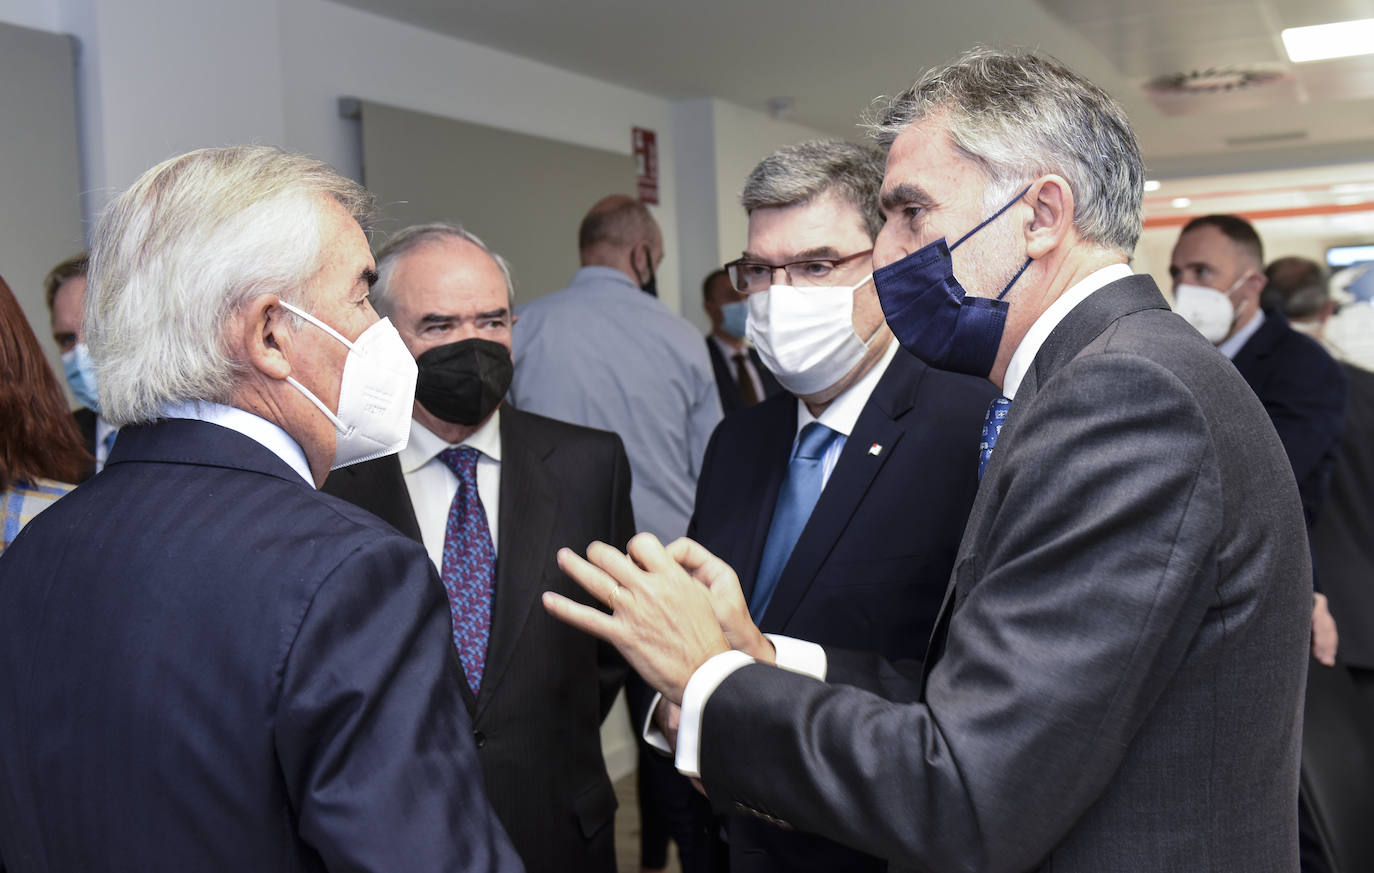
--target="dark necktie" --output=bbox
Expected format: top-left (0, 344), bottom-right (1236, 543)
top-left (438, 446), bottom-right (495, 692)
top-left (749, 422), bottom-right (840, 618)
top-left (978, 396), bottom-right (1012, 481)
top-left (733, 352), bottom-right (761, 407)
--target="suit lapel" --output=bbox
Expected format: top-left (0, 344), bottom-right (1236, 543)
top-left (918, 275), bottom-right (1170, 688)
top-left (735, 404), bottom-right (797, 604)
top-left (473, 410), bottom-right (558, 720)
top-left (759, 355), bottom-right (921, 631)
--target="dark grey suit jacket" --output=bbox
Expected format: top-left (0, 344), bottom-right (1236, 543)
top-left (696, 276), bottom-right (1313, 872)
top-left (323, 406), bottom-right (633, 873)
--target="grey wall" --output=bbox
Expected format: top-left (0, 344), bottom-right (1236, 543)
top-left (358, 100), bottom-right (637, 307)
top-left (0, 20), bottom-right (84, 390)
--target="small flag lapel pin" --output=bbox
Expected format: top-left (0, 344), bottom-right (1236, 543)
top-left (868, 443), bottom-right (883, 456)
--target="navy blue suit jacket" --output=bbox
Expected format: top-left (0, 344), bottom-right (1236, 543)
top-left (1232, 309), bottom-right (1346, 535)
top-left (0, 418), bottom-right (521, 872)
top-left (687, 349), bottom-right (996, 873)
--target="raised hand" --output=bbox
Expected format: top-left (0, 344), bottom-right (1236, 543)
top-left (543, 533), bottom-right (730, 703)
top-left (665, 537), bottom-right (774, 663)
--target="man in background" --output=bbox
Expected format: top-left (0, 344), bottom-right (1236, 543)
top-left (675, 138), bottom-right (995, 872)
top-left (701, 267), bottom-right (781, 414)
top-left (44, 254), bottom-right (114, 478)
top-left (323, 223), bottom-right (632, 873)
top-left (510, 194), bottom-right (720, 543)
top-left (1170, 215), bottom-right (1344, 664)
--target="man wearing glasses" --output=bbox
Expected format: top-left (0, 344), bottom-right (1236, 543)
top-left (644, 140), bottom-right (996, 873)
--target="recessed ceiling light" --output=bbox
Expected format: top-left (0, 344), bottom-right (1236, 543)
top-left (1172, 197), bottom-right (1192, 209)
top-left (1144, 180), bottom-right (1161, 192)
top-left (1282, 18), bottom-right (1374, 63)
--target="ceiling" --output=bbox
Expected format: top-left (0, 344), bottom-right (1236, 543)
top-left (332, 0), bottom-right (1374, 182)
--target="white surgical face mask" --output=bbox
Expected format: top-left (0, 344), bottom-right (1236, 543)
top-left (1173, 272), bottom-right (1250, 345)
top-left (278, 300), bottom-right (418, 470)
top-left (745, 275), bottom-right (874, 396)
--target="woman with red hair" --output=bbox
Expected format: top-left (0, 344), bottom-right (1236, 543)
top-left (0, 274), bottom-right (90, 552)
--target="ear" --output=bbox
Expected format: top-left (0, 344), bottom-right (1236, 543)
top-left (241, 294), bottom-right (294, 381)
top-left (1023, 175), bottom-right (1074, 260)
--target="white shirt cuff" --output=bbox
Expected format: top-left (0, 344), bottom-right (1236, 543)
top-left (642, 692), bottom-right (672, 754)
top-left (672, 634), bottom-right (828, 777)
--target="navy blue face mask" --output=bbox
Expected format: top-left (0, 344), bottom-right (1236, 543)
top-left (873, 185), bottom-right (1032, 378)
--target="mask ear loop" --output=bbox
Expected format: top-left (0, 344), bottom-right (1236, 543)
top-left (950, 184), bottom-right (1034, 251)
top-left (275, 299), bottom-right (355, 436)
top-left (997, 258), bottom-right (1034, 302)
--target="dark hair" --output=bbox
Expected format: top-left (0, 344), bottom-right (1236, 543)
top-left (43, 252), bottom-right (88, 312)
top-left (701, 267), bottom-right (730, 303)
top-left (1181, 215), bottom-right (1264, 266)
top-left (0, 275), bottom-right (91, 489)
top-left (1263, 256), bottom-right (1328, 318)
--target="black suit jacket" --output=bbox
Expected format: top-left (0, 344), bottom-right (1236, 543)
top-left (1232, 309), bottom-right (1346, 533)
top-left (0, 418), bottom-right (520, 872)
top-left (1311, 363), bottom-right (1374, 669)
top-left (687, 348), bottom-right (996, 873)
top-left (323, 406), bottom-right (634, 873)
top-left (705, 337), bottom-right (783, 415)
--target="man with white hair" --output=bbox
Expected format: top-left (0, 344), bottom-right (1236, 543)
top-left (548, 48), bottom-right (1312, 872)
top-left (0, 146), bottom-right (521, 872)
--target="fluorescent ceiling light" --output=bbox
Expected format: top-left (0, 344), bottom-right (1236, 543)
top-left (1282, 18), bottom-right (1374, 63)
top-left (1144, 180), bottom-right (1161, 192)
top-left (1171, 197), bottom-right (1192, 208)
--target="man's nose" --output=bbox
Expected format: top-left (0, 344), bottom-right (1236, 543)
top-left (872, 223), bottom-right (908, 270)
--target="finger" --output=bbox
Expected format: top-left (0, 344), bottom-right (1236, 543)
top-left (627, 532), bottom-right (686, 579)
top-left (542, 591), bottom-right (623, 644)
top-left (586, 540), bottom-right (652, 594)
top-left (665, 537), bottom-right (713, 572)
top-left (557, 547), bottom-right (622, 607)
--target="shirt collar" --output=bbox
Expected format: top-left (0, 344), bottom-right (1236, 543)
top-left (1002, 263), bottom-right (1133, 400)
top-left (400, 409), bottom-right (503, 474)
top-left (796, 337), bottom-right (900, 438)
top-left (1218, 308), bottom-right (1266, 359)
top-left (570, 265), bottom-right (639, 292)
top-left (160, 400), bottom-right (314, 486)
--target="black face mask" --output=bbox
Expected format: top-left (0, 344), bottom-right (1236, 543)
top-left (636, 244), bottom-right (658, 297)
top-left (414, 338), bottom-right (513, 426)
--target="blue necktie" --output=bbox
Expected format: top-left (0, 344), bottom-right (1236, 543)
top-left (438, 446), bottom-right (496, 693)
top-left (102, 431), bottom-right (117, 457)
top-left (750, 422), bottom-right (840, 618)
top-left (978, 396), bottom-right (1012, 481)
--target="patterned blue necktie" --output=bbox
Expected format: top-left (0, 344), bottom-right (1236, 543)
top-left (978, 396), bottom-right (1012, 481)
top-left (438, 446), bottom-right (495, 693)
top-left (749, 422), bottom-right (840, 618)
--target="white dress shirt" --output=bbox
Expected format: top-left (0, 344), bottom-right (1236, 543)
top-left (398, 412), bottom-right (502, 573)
top-left (160, 400), bottom-right (314, 486)
top-left (667, 263), bottom-right (1136, 777)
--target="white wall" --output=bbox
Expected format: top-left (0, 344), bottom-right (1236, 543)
top-left (672, 97), bottom-right (830, 332)
top-left (0, 0), bottom-right (58, 31)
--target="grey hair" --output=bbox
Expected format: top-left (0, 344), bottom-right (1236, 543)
top-left (866, 47), bottom-right (1144, 255)
top-left (371, 223), bottom-right (515, 316)
top-left (740, 139), bottom-right (886, 240)
top-left (86, 145), bottom-right (374, 426)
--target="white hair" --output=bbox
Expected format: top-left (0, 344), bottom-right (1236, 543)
top-left (867, 47), bottom-right (1145, 256)
top-left (371, 223), bottom-right (515, 315)
top-left (86, 145), bottom-right (374, 426)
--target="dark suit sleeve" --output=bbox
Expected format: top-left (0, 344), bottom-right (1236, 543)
top-left (698, 355), bottom-right (1228, 873)
top-left (275, 534), bottom-right (522, 872)
top-left (598, 436), bottom-right (636, 721)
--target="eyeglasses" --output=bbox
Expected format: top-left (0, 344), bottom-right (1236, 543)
top-left (723, 249), bottom-right (873, 292)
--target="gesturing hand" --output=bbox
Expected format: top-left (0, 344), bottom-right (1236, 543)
top-left (543, 533), bottom-right (731, 703)
top-left (664, 537), bottom-right (774, 664)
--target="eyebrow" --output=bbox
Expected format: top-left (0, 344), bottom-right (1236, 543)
top-left (359, 267), bottom-right (379, 288)
top-left (879, 182), bottom-right (934, 213)
top-left (739, 246), bottom-right (843, 262)
top-left (418, 308), bottom-right (510, 326)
